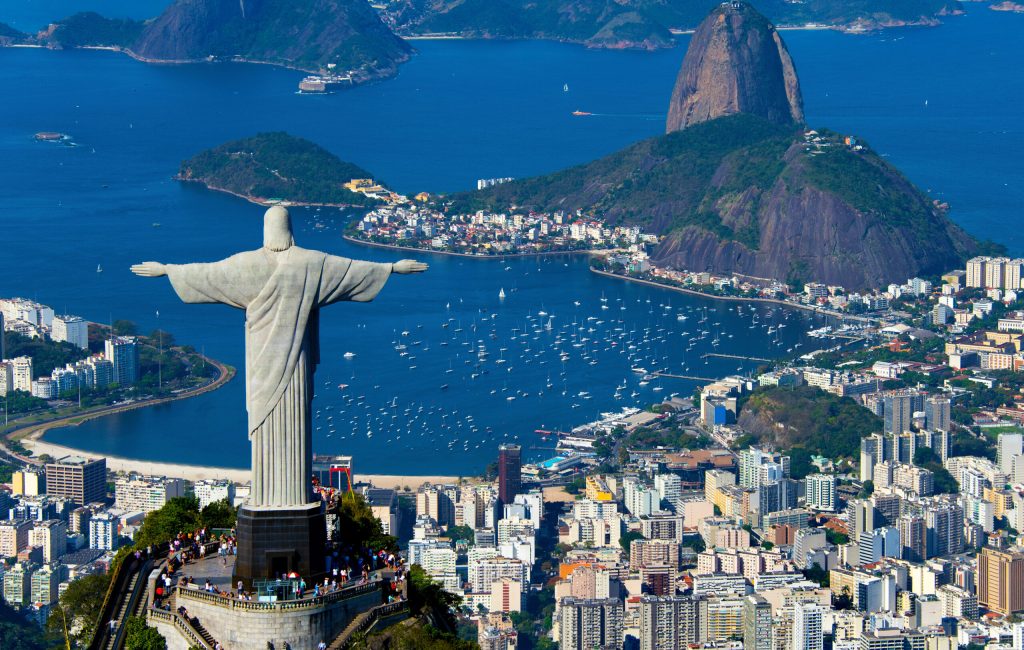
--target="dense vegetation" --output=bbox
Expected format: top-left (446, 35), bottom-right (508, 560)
top-left (393, 0), bottom-right (960, 48)
top-left (40, 12), bottom-right (143, 48)
top-left (179, 132), bottom-right (379, 206)
top-left (133, 496), bottom-right (237, 548)
top-left (736, 385), bottom-right (883, 461)
top-left (456, 114), bottom-right (797, 238)
top-left (0, 600), bottom-right (54, 650)
top-left (47, 572), bottom-right (111, 646)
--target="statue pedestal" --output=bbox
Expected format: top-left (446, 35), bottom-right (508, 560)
top-left (234, 502), bottom-right (326, 588)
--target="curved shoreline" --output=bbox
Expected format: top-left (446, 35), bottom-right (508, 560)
top-left (176, 177), bottom-right (375, 209)
top-left (342, 234), bottom-right (598, 260)
top-left (588, 267), bottom-right (873, 322)
top-left (1, 355), bottom-right (236, 467)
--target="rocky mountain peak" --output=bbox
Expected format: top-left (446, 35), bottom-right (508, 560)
top-left (666, 1), bottom-right (804, 133)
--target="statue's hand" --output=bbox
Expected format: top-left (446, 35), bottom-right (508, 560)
top-left (131, 262), bottom-right (168, 278)
top-left (392, 260), bottom-right (428, 274)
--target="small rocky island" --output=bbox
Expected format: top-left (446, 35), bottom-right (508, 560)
top-left (177, 132), bottom-right (381, 206)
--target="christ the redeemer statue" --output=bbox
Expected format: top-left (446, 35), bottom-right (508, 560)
top-left (131, 206), bottom-right (427, 509)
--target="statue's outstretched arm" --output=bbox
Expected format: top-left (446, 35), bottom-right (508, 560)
top-left (392, 259), bottom-right (428, 274)
top-left (130, 261), bottom-right (168, 277)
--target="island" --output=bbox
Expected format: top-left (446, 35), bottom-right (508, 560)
top-left (177, 132), bottom-right (384, 207)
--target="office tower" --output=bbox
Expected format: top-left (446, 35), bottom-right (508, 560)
top-left (898, 515), bottom-right (927, 563)
top-left (805, 474), bottom-right (837, 512)
top-left (742, 594), bottom-right (772, 650)
top-left (559, 597), bottom-right (624, 650)
top-left (883, 391), bottom-right (913, 434)
top-left (639, 595), bottom-right (698, 650)
top-left (105, 336), bottom-right (139, 385)
top-left (44, 455), bottom-right (106, 506)
top-left (498, 444), bottom-right (521, 505)
top-left (978, 547), bottom-right (1024, 616)
top-left (792, 602), bottom-right (823, 650)
top-left (52, 314), bottom-right (89, 350)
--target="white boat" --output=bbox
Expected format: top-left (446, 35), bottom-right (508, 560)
top-left (563, 83), bottom-right (569, 92)
top-left (96, 264), bottom-right (103, 273)
top-left (499, 288), bottom-right (506, 299)
top-left (343, 351), bottom-right (356, 358)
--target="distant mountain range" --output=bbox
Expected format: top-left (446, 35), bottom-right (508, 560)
top-left (10, 0), bottom-right (411, 80)
top-left (459, 2), bottom-right (984, 289)
top-left (390, 0), bottom-right (963, 49)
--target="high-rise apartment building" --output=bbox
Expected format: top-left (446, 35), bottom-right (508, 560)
top-left (805, 474), bottom-right (837, 512)
top-left (742, 594), bottom-right (772, 650)
top-left (924, 396), bottom-right (951, 433)
top-left (114, 475), bottom-right (185, 513)
top-left (792, 602), bottom-right (824, 650)
top-left (639, 595), bottom-right (698, 650)
top-left (559, 597), bottom-right (623, 650)
top-left (105, 336), bottom-right (139, 385)
top-left (52, 315), bottom-right (89, 350)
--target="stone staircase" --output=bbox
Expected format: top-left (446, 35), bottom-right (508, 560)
top-left (328, 601), bottom-right (409, 649)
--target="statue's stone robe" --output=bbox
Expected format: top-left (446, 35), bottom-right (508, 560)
top-left (166, 246), bottom-right (391, 507)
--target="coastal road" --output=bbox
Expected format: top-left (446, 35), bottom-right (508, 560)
top-left (0, 354), bottom-right (235, 467)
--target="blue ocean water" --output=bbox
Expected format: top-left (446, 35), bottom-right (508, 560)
top-left (1, 6), bottom-right (1020, 474)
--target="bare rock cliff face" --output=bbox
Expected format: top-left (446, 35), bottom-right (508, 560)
top-left (666, 2), bottom-right (803, 133)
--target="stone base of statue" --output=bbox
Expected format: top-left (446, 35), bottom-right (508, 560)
top-left (234, 502), bottom-right (326, 587)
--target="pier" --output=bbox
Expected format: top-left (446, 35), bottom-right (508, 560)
top-left (652, 372), bottom-right (720, 382)
top-left (701, 352), bottom-right (772, 362)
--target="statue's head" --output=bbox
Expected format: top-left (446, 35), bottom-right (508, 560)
top-left (263, 206), bottom-right (294, 252)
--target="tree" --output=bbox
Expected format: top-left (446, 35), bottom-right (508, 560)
top-left (200, 499), bottom-right (237, 529)
top-left (1, 600), bottom-right (53, 650)
top-left (787, 447), bottom-right (814, 480)
top-left (133, 496), bottom-right (203, 548)
top-left (445, 525), bottom-right (474, 544)
top-left (335, 493), bottom-right (397, 552)
top-left (858, 480), bottom-right (875, 498)
top-left (407, 565), bottom-right (462, 626)
top-left (47, 572), bottom-right (111, 645)
top-left (123, 617), bottom-right (167, 650)
top-left (113, 320), bottom-right (138, 336)
top-left (619, 530), bottom-right (645, 552)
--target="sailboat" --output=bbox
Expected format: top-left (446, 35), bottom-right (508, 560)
top-left (96, 264), bottom-right (103, 273)
top-left (499, 288), bottom-right (506, 300)
top-left (563, 83), bottom-right (569, 92)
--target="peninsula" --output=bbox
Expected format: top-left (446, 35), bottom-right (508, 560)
top-left (177, 132), bottom-right (382, 207)
top-left (25, 0), bottom-right (412, 82)
top-left (462, 2), bottom-right (986, 290)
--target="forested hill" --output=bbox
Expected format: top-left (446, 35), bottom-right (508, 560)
top-left (457, 114), bottom-right (977, 289)
top-left (178, 132), bottom-right (380, 206)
